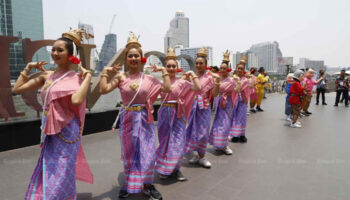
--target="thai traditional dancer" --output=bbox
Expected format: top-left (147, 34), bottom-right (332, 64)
top-left (248, 67), bottom-right (258, 113)
top-left (255, 67), bottom-right (269, 111)
top-left (209, 50), bottom-right (239, 155)
top-left (230, 63), bottom-right (251, 143)
top-left (185, 48), bottom-right (221, 168)
top-left (12, 29), bottom-right (94, 200)
top-left (99, 32), bottom-right (171, 200)
top-left (155, 47), bottom-right (201, 181)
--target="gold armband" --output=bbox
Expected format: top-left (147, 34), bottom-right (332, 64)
top-left (20, 71), bottom-right (29, 79)
top-left (100, 73), bottom-right (108, 78)
top-left (82, 70), bottom-right (92, 79)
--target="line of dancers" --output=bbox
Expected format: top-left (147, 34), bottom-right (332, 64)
top-left (14, 30), bottom-right (261, 200)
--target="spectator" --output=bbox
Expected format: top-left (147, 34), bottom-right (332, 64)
top-left (334, 69), bottom-right (349, 107)
top-left (301, 69), bottom-right (324, 115)
top-left (316, 69), bottom-right (328, 105)
top-left (285, 73), bottom-right (294, 122)
top-left (289, 70), bottom-right (305, 128)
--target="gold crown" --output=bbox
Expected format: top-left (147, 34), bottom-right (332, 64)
top-left (166, 47), bottom-right (177, 60)
top-left (240, 55), bottom-right (247, 64)
top-left (223, 50), bottom-right (230, 63)
top-left (196, 47), bottom-right (208, 58)
top-left (126, 31), bottom-right (141, 48)
top-left (62, 28), bottom-right (94, 47)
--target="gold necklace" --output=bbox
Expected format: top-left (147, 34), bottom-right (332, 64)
top-left (129, 82), bottom-right (139, 91)
top-left (128, 72), bottom-right (140, 91)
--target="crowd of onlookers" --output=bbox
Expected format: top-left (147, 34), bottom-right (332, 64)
top-left (283, 68), bottom-right (349, 128)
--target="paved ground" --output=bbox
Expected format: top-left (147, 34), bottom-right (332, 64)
top-left (1, 92), bottom-right (350, 200)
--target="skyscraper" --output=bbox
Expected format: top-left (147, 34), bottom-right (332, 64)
top-left (97, 33), bottom-right (117, 72)
top-left (0, 0), bottom-right (50, 79)
top-left (180, 47), bottom-right (213, 71)
top-left (164, 10), bottom-right (189, 53)
top-left (249, 41), bottom-right (283, 73)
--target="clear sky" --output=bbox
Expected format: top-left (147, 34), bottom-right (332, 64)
top-left (43, 0), bottom-right (350, 68)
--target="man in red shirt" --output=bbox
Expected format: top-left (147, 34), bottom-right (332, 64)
top-left (288, 70), bottom-right (305, 128)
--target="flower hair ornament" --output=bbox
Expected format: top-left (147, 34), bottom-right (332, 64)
top-left (141, 57), bottom-right (147, 64)
top-left (69, 56), bottom-right (81, 64)
top-left (177, 68), bottom-right (183, 73)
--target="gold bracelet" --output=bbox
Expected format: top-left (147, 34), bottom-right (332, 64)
top-left (23, 68), bottom-right (31, 73)
top-left (162, 73), bottom-right (169, 78)
top-left (192, 76), bottom-right (198, 79)
top-left (215, 82), bottom-right (220, 86)
top-left (100, 73), bottom-right (108, 78)
top-left (84, 72), bottom-right (92, 79)
top-left (20, 71), bottom-right (29, 79)
top-left (82, 71), bottom-right (92, 79)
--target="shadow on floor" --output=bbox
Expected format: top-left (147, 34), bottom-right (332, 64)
top-left (77, 173), bottom-right (151, 200)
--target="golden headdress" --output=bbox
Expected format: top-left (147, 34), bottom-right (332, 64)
top-left (62, 28), bottom-right (94, 47)
top-left (240, 55), bottom-right (247, 64)
top-left (223, 50), bottom-right (230, 63)
top-left (166, 47), bottom-right (177, 60)
top-left (126, 31), bottom-right (141, 48)
top-left (196, 47), bottom-right (208, 58)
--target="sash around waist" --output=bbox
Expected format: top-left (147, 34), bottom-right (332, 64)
top-left (122, 104), bottom-right (146, 112)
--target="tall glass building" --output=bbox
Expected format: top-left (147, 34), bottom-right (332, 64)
top-left (97, 33), bottom-right (117, 72)
top-left (164, 10), bottom-right (189, 53)
top-left (0, 0), bottom-right (49, 79)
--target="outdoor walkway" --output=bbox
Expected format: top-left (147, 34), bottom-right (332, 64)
top-left (1, 93), bottom-right (350, 200)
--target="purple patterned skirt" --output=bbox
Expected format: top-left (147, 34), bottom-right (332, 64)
top-left (25, 117), bottom-right (81, 200)
top-left (209, 97), bottom-right (233, 149)
top-left (229, 96), bottom-right (247, 138)
top-left (185, 99), bottom-right (211, 155)
top-left (156, 105), bottom-right (186, 175)
top-left (119, 108), bottom-right (156, 193)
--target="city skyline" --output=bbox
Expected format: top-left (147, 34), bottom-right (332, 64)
top-left (41, 0), bottom-right (350, 68)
